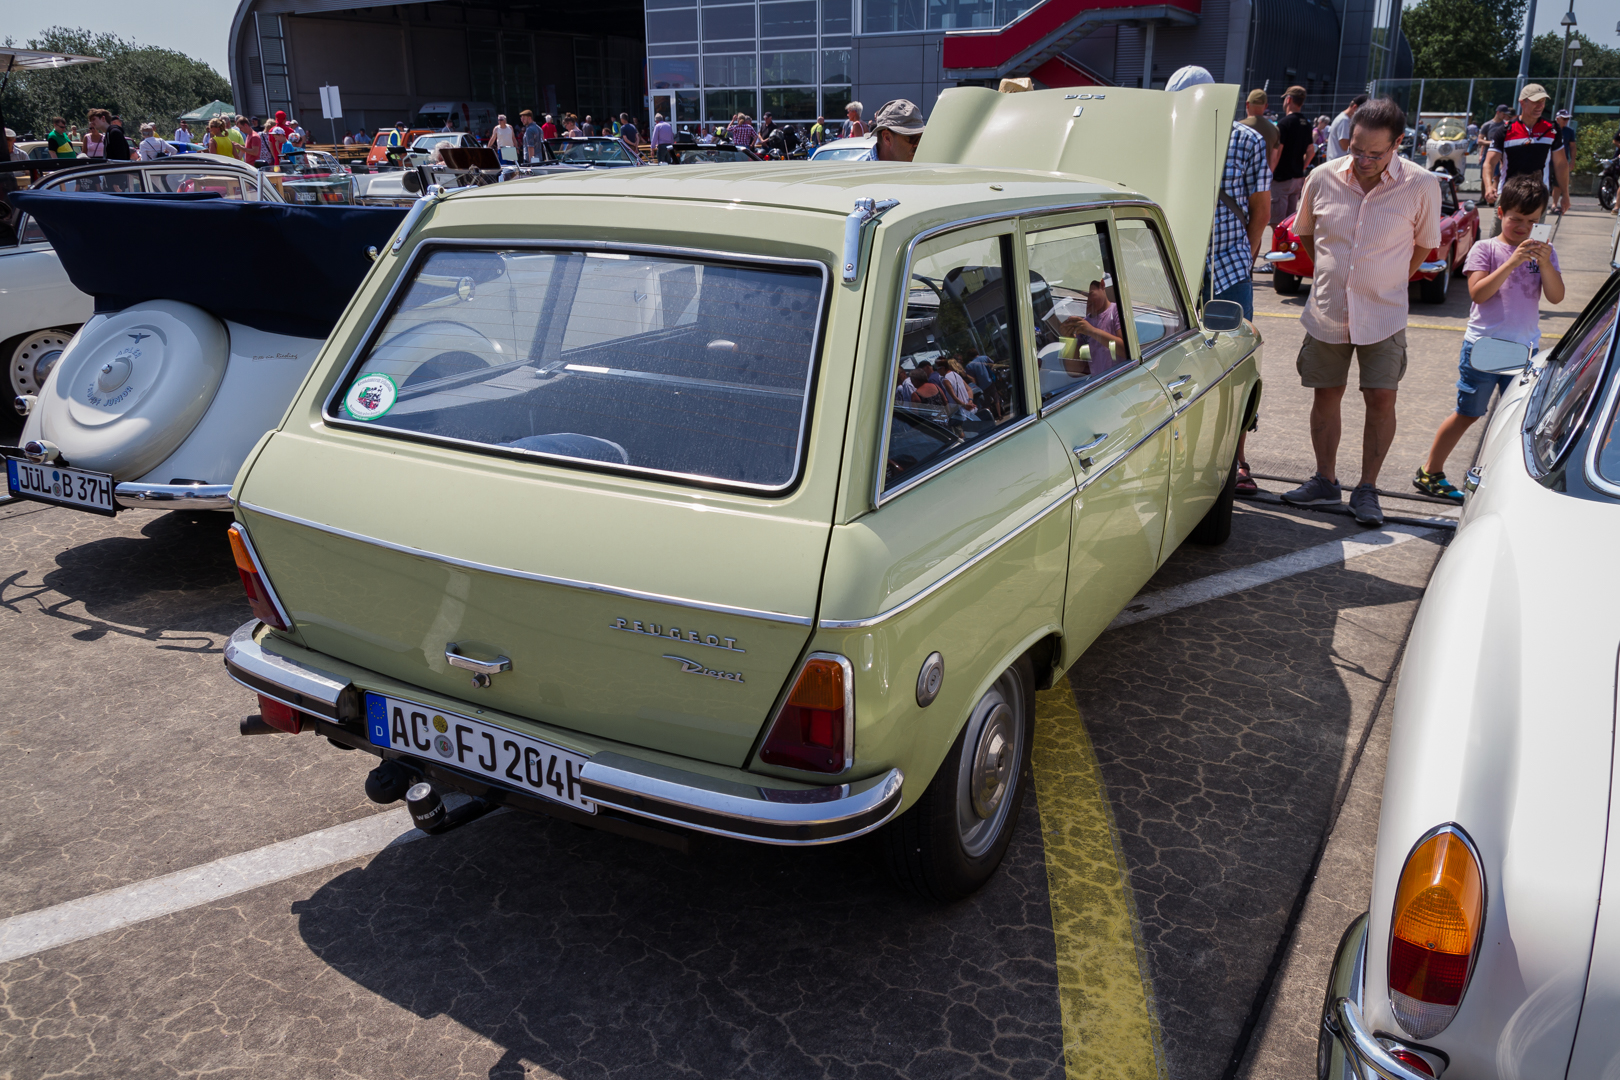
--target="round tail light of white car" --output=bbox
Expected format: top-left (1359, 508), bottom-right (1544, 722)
top-left (1388, 824), bottom-right (1485, 1039)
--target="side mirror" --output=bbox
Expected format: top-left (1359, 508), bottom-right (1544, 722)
top-left (1469, 336), bottom-right (1532, 375)
top-left (1462, 199), bottom-right (1476, 213)
top-left (1199, 299), bottom-right (1245, 345)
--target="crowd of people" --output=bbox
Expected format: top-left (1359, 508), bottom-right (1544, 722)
top-left (31, 108), bottom-right (313, 168)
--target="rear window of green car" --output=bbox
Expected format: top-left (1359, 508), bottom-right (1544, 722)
top-left (328, 245), bottom-right (827, 491)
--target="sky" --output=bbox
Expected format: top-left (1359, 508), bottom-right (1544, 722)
top-left (16, 0), bottom-right (1615, 81)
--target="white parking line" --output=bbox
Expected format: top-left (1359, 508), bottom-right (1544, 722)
top-left (0, 524), bottom-right (1440, 966)
top-left (1107, 523), bottom-right (1440, 631)
top-left (0, 808), bottom-right (428, 964)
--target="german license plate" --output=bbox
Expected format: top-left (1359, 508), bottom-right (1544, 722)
top-left (5, 458), bottom-right (116, 515)
top-left (365, 693), bottom-right (594, 814)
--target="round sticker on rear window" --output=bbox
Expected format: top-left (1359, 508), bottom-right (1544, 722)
top-left (344, 373), bottom-right (397, 420)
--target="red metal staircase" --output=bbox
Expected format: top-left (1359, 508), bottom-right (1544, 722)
top-left (941, 0), bottom-right (1199, 85)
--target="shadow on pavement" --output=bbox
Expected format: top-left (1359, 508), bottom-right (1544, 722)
top-left (1, 508), bottom-right (245, 647)
top-left (294, 787), bottom-right (1065, 1080)
top-left (1072, 553), bottom-right (1432, 1080)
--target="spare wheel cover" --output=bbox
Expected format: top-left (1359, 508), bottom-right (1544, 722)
top-left (39, 300), bottom-right (229, 478)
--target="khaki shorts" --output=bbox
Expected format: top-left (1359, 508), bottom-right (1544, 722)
top-left (1296, 330), bottom-right (1408, 391)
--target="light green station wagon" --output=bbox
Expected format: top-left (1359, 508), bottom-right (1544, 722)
top-left (223, 84), bottom-right (1260, 899)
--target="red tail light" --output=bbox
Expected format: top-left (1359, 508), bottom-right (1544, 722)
top-left (257, 694), bottom-right (304, 734)
top-left (227, 523), bottom-right (292, 631)
top-left (1389, 1049), bottom-right (1435, 1077)
top-left (1388, 825), bottom-right (1485, 1039)
top-left (759, 653), bottom-right (853, 773)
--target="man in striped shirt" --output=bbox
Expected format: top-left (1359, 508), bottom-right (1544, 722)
top-left (1483, 83), bottom-right (1569, 227)
top-left (1281, 98), bottom-right (1441, 527)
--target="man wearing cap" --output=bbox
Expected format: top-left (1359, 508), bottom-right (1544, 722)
top-left (1478, 103), bottom-right (1510, 185)
top-left (1272, 86), bottom-right (1316, 225)
top-left (1553, 110), bottom-right (1576, 168)
top-left (862, 100), bottom-right (925, 162)
top-left (1241, 89), bottom-right (1282, 172)
top-left (1484, 84), bottom-right (1568, 222)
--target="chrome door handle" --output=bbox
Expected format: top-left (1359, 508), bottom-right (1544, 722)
top-left (1166, 374), bottom-right (1192, 401)
top-left (445, 644), bottom-right (511, 688)
top-left (1073, 433), bottom-right (1108, 469)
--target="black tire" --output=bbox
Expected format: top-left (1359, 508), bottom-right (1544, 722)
top-left (1273, 271), bottom-right (1302, 295)
top-left (1601, 175), bottom-right (1617, 212)
top-left (1189, 454), bottom-right (1237, 546)
top-left (1418, 246), bottom-right (1452, 304)
top-left (884, 656), bottom-right (1034, 903)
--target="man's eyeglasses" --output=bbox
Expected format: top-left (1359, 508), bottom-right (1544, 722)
top-left (1348, 146), bottom-right (1394, 164)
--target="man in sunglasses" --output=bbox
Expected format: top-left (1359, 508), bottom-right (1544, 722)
top-left (863, 99), bottom-right (925, 161)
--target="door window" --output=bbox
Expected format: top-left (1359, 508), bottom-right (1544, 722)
top-left (883, 230), bottom-right (1026, 494)
top-left (1025, 220), bottom-right (1128, 404)
top-left (1115, 218), bottom-right (1188, 352)
top-left (150, 172), bottom-right (247, 199)
top-left (52, 172), bottom-right (145, 194)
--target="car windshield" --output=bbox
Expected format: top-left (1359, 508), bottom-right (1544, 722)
top-left (680, 148), bottom-right (751, 163)
top-left (1433, 118), bottom-right (1467, 140)
top-left (332, 247), bottom-right (826, 489)
top-left (413, 135), bottom-right (463, 150)
top-left (546, 139), bottom-right (635, 164)
top-left (1530, 291), bottom-right (1618, 474)
top-left (811, 145), bottom-right (871, 161)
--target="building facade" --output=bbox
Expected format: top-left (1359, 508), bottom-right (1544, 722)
top-left (227, 0), bottom-right (1409, 138)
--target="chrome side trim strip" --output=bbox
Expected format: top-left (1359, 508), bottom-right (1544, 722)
top-left (579, 752), bottom-right (904, 846)
top-left (235, 502), bottom-right (817, 626)
top-left (819, 484), bottom-right (1075, 630)
top-left (222, 619), bottom-right (350, 719)
top-left (114, 482), bottom-right (234, 510)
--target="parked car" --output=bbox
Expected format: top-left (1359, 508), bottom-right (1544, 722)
top-left (668, 141), bottom-right (765, 164)
top-left (543, 137), bottom-right (645, 168)
top-left (1423, 115), bottom-right (1470, 178)
top-left (1266, 170), bottom-right (1479, 303)
top-left (365, 129), bottom-right (436, 168)
top-left (217, 83), bottom-right (1260, 900)
top-left (402, 132), bottom-right (482, 168)
top-left (1, 154), bottom-right (278, 398)
top-left (5, 191), bottom-right (404, 512)
top-left (1318, 231), bottom-right (1620, 1080)
top-left (264, 150), bottom-right (359, 205)
top-left (809, 135), bottom-right (876, 161)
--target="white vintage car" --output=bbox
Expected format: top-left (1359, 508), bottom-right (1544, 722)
top-left (1320, 231), bottom-right (1620, 1079)
top-left (2, 154), bottom-right (277, 398)
top-left (5, 189), bottom-right (403, 514)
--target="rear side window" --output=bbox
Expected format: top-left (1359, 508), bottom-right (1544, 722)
top-left (330, 246), bottom-right (826, 491)
top-left (52, 172), bottom-right (145, 194)
top-left (150, 172), bottom-right (247, 199)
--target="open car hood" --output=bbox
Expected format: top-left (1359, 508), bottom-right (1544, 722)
top-left (916, 83), bottom-right (1239, 294)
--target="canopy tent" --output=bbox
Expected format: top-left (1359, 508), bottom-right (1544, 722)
top-left (0, 48), bottom-right (103, 140)
top-left (179, 100), bottom-right (238, 123)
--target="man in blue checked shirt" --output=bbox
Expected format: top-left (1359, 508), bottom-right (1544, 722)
top-left (1166, 65), bottom-right (1270, 496)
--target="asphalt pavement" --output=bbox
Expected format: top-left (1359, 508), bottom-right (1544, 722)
top-left (0, 196), bottom-right (1611, 1080)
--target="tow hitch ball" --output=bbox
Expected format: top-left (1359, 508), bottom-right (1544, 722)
top-left (364, 759), bottom-right (493, 835)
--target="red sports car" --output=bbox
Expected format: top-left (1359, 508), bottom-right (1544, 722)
top-left (1266, 170), bottom-right (1480, 304)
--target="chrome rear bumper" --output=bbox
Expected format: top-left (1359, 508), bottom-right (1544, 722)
top-left (222, 620), bottom-right (904, 846)
top-left (1320, 913), bottom-right (1442, 1080)
top-left (115, 482), bottom-right (233, 510)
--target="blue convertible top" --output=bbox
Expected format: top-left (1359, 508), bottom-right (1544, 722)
top-left (11, 190), bottom-right (408, 340)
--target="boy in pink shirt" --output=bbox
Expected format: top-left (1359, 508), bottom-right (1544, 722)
top-left (1414, 174), bottom-right (1565, 500)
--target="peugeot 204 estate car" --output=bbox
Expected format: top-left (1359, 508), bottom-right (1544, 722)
top-left (221, 83), bottom-right (1261, 899)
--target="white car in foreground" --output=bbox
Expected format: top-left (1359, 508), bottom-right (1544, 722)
top-left (808, 135), bottom-right (875, 161)
top-left (1320, 235), bottom-right (1620, 1079)
top-left (2, 154), bottom-right (276, 398)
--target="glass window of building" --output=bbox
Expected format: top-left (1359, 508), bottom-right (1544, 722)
top-left (651, 57), bottom-right (700, 89)
top-left (821, 48), bottom-right (850, 84)
top-left (763, 88), bottom-right (816, 119)
top-left (863, 0), bottom-right (925, 34)
top-left (822, 0), bottom-right (852, 35)
top-left (648, 8), bottom-right (700, 43)
top-left (821, 86), bottom-right (853, 119)
top-left (706, 89), bottom-right (759, 122)
top-left (926, 0), bottom-right (995, 29)
top-left (704, 53), bottom-right (757, 86)
top-left (702, 5), bottom-right (757, 40)
top-left (761, 50), bottom-right (815, 84)
top-left (761, 1), bottom-right (818, 37)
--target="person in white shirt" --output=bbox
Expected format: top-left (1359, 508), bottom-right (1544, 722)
top-left (173, 120), bottom-right (193, 146)
top-left (1325, 94), bottom-right (1366, 160)
top-left (487, 114), bottom-right (517, 164)
top-left (137, 123), bottom-right (174, 160)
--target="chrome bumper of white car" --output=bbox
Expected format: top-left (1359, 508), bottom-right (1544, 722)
top-left (1319, 914), bottom-right (1443, 1080)
top-left (114, 482), bottom-right (234, 510)
top-left (222, 619), bottom-right (905, 846)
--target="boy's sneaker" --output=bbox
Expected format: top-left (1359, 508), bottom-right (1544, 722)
top-left (1413, 466), bottom-right (1464, 503)
top-left (1349, 484), bottom-right (1384, 526)
top-left (1281, 472), bottom-right (1342, 507)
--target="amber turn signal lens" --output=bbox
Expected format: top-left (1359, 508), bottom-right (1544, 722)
top-left (1388, 826), bottom-right (1484, 1039)
top-left (227, 523), bottom-right (292, 632)
top-left (759, 655), bottom-right (850, 774)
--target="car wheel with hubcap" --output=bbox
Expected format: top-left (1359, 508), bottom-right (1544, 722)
top-left (884, 657), bottom-right (1033, 902)
top-left (9, 328), bottom-right (75, 397)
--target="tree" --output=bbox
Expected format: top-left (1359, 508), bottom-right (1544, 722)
top-left (0, 27), bottom-right (231, 139)
top-left (1402, 0), bottom-right (1528, 78)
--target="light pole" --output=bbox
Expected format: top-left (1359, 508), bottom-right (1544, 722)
top-left (1517, 0), bottom-right (1539, 98)
top-left (1555, 6), bottom-right (1577, 100)
top-left (1563, 39), bottom-right (1582, 114)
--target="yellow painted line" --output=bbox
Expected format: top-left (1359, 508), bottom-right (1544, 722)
top-left (1032, 684), bottom-right (1165, 1080)
top-left (1253, 311), bottom-right (1562, 340)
